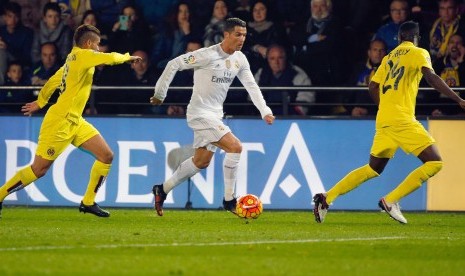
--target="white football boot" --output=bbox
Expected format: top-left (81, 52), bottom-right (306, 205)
top-left (378, 197), bottom-right (407, 224)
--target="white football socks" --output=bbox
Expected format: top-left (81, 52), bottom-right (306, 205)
top-left (164, 158), bottom-right (201, 193)
top-left (223, 153), bottom-right (241, 201)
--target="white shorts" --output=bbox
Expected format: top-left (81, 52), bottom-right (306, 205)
top-left (187, 116), bottom-right (231, 152)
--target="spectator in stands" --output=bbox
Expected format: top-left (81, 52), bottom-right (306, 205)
top-left (120, 50), bottom-right (157, 114)
top-left (134, 0), bottom-right (179, 31)
top-left (108, 4), bottom-right (151, 55)
top-left (346, 39), bottom-right (387, 117)
top-left (31, 2), bottom-right (73, 63)
top-left (429, 0), bottom-right (465, 61)
top-left (289, 0), bottom-right (345, 115)
top-left (289, 0), bottom-right (344, 86)
top-left (0, 2), bottom-right (34, 85)
top-left (233, 0), bottom-right (252, 22)
top-left (374, 0), bottom-right (410, 53)
top-left (243, 0), bottom-right (286, 73)
top-left (30, 42), bottom-right (61, 86)
top-left (254, 44), bottom-right (314, 115)
top-left (431, 33), bottom-right (465, 115)
top-left (14, 0), bottom-right (48, 31)
top-left (203, 0), bottom-right (230, 47)
top-left (332, 0), bottom-right (380, 66)
top-left (51, 0), bottom-right (91, 30)
top-left (81, 9), bottom-right (99, 28)
top-left (89, 0), bottom-right (132, 33)
top-left (151, 2), bottom-right (200, 71)
top-left (0, 61), bottom-right (33, 113)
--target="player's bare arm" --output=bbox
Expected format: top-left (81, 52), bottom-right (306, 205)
top-left (422, 67), bottom-right (465, 110)
top-left (264, 114), bottom-right (275, 125)
top-left (21, 101), bottom-right (41, 116)
top-left (368, 81), bottom-right (380, 105)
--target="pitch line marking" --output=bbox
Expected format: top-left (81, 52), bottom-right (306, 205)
top-left (0, 236), bottom-right (413, 252)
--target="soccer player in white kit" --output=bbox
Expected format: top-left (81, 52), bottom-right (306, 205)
top-left (150, 18), bottom-right (275, 216)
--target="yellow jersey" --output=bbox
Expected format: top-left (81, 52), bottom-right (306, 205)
top-left (36, 47), bottom-right (130, 124)
top-left (371, 41), bottom-right (433, 127)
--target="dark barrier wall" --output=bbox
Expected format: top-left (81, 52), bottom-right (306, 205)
top-left (1, 116), bottom-right (428, 210)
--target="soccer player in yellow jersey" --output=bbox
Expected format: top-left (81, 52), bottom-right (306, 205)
top-left (0, 24), bottom-right (141, 218)
top-left (313, 21), bottom-right (465, 224)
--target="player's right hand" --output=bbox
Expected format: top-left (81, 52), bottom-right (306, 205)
top-left (150, 96), bottom-right (163, 105)
top-left (21, 101), bottom-right (40, 116)
top-left (458, 99), bottom-right (465, 110)
top-left (128, 56), bottom-right (142, 63)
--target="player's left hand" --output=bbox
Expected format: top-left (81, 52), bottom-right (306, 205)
top-left (264, 114), bottom-right (275, 125)
top-left (21, 101), bottom-right (40, 116)
top-left (150, 96), bottom-right (163, 105)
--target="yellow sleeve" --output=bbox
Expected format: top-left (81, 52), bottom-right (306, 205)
top-left (36, 66), bottom-right (64, 108)
top-left (76, 50), bottom-right (131, 69)
top-left (418, 49), bottom-right (433, 70)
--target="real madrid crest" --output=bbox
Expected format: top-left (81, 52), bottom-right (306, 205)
top-left (225, 59), bottom-right (231, 69)
top-left (234, 60), bottom-right (239, 69)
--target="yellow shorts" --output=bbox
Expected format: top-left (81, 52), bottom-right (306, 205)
top-left (36, 113), bottom-right (100, 160)
top-left (370, 121), bottom-right (435, 158)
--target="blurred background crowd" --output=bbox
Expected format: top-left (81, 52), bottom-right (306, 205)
top-left (0, 0), bottom-right (464, 117)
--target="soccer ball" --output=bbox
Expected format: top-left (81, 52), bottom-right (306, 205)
top-left (236, 194), bottom-right (263, 219)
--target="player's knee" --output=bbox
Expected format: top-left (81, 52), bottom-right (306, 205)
top-left (99, 150), bottom-right (114, 164)
top-left (194, 159), bottom-right (210, 169)
top-left (31, 166), bottom-right (48, 178)
top-left (228, 141), bottom-right (242, 153)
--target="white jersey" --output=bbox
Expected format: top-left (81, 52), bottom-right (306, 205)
top-left (153, 43), bottom-right (273, 119)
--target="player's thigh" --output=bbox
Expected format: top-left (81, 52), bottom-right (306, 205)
top-left (370, 128), bottom-right (398, 159)
top-left (73, 120), bottom-right (113, 163)
top-left (188, 117), bottom-right (231, 152)
top-left (393, 121), bottom-right (435, 156)
top-left (36, 115), bottom-right (75, 161)
top-left (212, 132), bottom-right (242, 153)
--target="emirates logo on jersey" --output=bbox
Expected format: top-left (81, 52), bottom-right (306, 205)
top-left (183, 55), bottom-right (196, 64)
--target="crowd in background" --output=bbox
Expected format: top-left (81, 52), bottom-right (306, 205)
top-left (0, 0), bottom-right (464, 117)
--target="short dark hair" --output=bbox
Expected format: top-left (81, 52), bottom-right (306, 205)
top-left (224, 17), bottom-right (246, 33)
top-left (73, 24), bottom-right (101, 46)
top-left (266, 44), bottom-right (287, 59)
top-left (80, 9), bottom-right (99, 26)
top-left (7, 60), bottom-right (23, 70)
top-left (40, 42), bottom-right (58, 53)
top-left (3, 2), bottom-right (22, 18)
top-left (369, 38), bottom-right (387, 50)
top-left (398, 21), bottom-right (419, 42)
top-left (42, 2), bottom-right (61, 17)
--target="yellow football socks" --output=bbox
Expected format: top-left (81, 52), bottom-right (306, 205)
top-left (326, 164), bottom-right (379, 204)
top-left (82, 160), bottom-right (111, 205)
top-left (385, 161), bottom-right (443, 203)
top-left (0, 166), bottom-right (38, 201)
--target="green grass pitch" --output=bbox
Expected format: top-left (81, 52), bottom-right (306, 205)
top-left (1, 207), bottom-right (464, 275)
